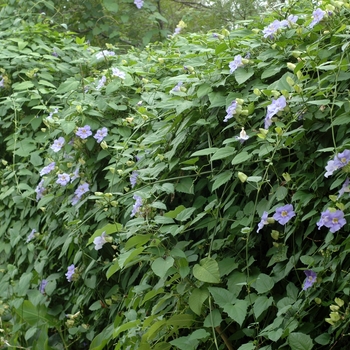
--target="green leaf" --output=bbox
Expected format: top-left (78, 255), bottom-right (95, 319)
top-left (125, 234), bottom-right (152, 249)
top-left (203, 309), bottom-right (222, 327)
top-left (208, 287), bottom-right (235, 307)
top-left (176, 207), bottom-right (196, 221)
top-left (314, 333), bottom-right (330, 345)
top-left (106, 261), bottom-right (120, 279)
top-left (193, 258), bottom-right (220, 283)
top-left (164, 205), bottom-right (186, 218)
top-left (231, 151), bottom-right (252, 165)
top-left (151, 257), bottom-right (174, 278)
top-left (223, 300), bottom-right (248, 326)
top-left (13, 81), bottom-right (35, 90)
top-left (191, 147), bottom-right (219, 157)
top-left (211, 147), bottom-right (235, 161)
top-left (288, 332), bottom-right (313, 350)
top-left (253, 295), bottom-right (273, 319)
top-left (237, 344), bottom-right (256, 350)
top-left (276, 186), bottom-right (288, 201)
top-left (56, 79), bottom-right (80, 94)
top-left (235, 68), bottom-right (254, 85)
top-left (254, 273), bottom-right (274, 294)
top-left (189, 288), bottom-right (209, 315)
top-left (211, 171), bottom-right (232, 191)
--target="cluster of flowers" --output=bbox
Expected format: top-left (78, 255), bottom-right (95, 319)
top-left (95, 50), bottom-right (115, 60)
top-left (262, 15), bottom-right (298, 39)
top-left (96, 68), bottom-right (126, 90)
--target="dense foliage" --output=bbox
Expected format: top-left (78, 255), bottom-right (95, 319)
top-left (2, 0), bottom-right (350, 349)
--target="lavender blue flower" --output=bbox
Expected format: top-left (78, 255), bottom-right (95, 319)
top-left (95, 50), bottom-right (115, 60)
top-left (130, 171), bottom-right (139, 188)
top-left (317, 209), bottom-right (346, 233)
top-left (93, 232), bottom-right (107, 250)
top-left (56, 173), bottom-right (71, 186)
top-left (236, 127), bottom-right (249, 143)
top-left (35, 179), bottom-right (46, 200)
top-left (76, 125), bottom-right (92, 139)
top-left (26, 229), bottom-right (37, 243)
top-left (40, 162), bottom-right (56, 176)
top-left (0, 77), bottom-right (4, 88)
top-left (112, 67), bottom-right (126, 79)
top-left (134, 0), bottom-right (144, 9)
top-left (264, 96), bottom-right (287, 129)
top-left (334, 150), bottom-right (350, 168)
top-left (309, 8), bottom-right (325, 28)
top-left (131, 195), bottom-right (142, 217)
top-left (338, 178), bottom-right (350, 199)
top-left (96, 75), bottom-right (106, 90)
top-left (273, 204), bottom-right (295, 225)
top-left (263, 20), bottom-right (283, 39)
top-left (75, 183), bottom-right (89, 198)
top-left (229, 55), bottom-right (243, 73)
top-left (94, 127), bottom-right (108, 143)
top-left (171, 82), bottom-right (183, 93)
top-left (303, 270), bottom-right (317, 290)
top-left (50, 137), bottom-right (65, 152)
top-left (65, 264), bottom-right (75, 282)
top-left (70, 167), bottom-right (80, 183)
top-left (39, 279), bottom-right (48, 294)
top-left (224, 100), bottom-right (238, 122)
top-left (174, 27), bottom-right (182, 35)
top-left (257, 211), bottom-right (269, 233)
top-left (324, 159), bottom-right (339, 178)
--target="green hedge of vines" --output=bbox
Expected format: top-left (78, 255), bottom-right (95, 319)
top-left (2, 0), bottom-right (350, 349)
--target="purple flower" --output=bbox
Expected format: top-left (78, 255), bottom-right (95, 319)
top-left (95, 50), bottom-right (115, 60)
top-left (56, 173), bottom-right (71, 186)
top-left (309, 8), bottom-right (325, 28)
top-left (39, 279), bottom-right (48, 294)
top-left (65, 264), bottom-right (76, 282)
top-left (70, 167), bottom-right (80, 183)
top-left (334, 150), bottom-right (350, 168)
top-left (324, 159), bottom-right (339, 178)
top-left (0, 77), bottom-right (4, 88)
top-left (76, 125), bottom-right (92, 139)
top-left (71, 195), bottom-right (80, 206)
top-left (273, 204), bottom-right (295, 225)
top-left (224, 100), bottom-right (238, 122)
top-left (35, 179), bottom-right (46, 200)
top-left (75, 183), bottom-right (89, 198)
top-left (236, 127), bottom-right (249, 143)
top-left (171, 82), bottom-right (183, 93)
top-left (317, 209), bottom-right (346, 233)
top-left (264, 96), bottom-right (287, 129)
top-left (130, 171), bottom-right (139, 188)
top-left (96, 75), bottom-right (106, 90)
top-left (50, 137), bottom-right (65, 152)
top-left (93, 232), bottom-right (107, 250)
top-left (229, 55), bottom-right (243, 73)
top-left (338, 178), bottom-right (350, 199)
top-left (134, 0), bottom-right (144, 9)
top-left (26, 229), bottom-right (37, 243)
top-left (303, 270), bottom-right (317, 291)
top-left (112, 67), bottom-right (126, 79)
top-left (174, 27), bottom-right (182, 35)
top-left (263, 20), bottom-right (283, 39)
top-left (93, 127), bottom-right (108, 143)
top-left (131, 195), bottom-right (142, 217)
top-left (40, 162), bottom-right (56, 176)
top-left (257, 211), bottom-right (269, 233)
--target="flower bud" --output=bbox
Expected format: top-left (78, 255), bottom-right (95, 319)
top-left (330, 305), bottom-right (340, 311)
top-left (287, 62), bottom-right (296, 71)
top-left (253, 88), bottom-right (261, 96)
top-left (286, 76), bottom-right (295, 86)
top-left (158, 58), bottom-right (164, 63)
top-left (271, 230), bottom-right (279, 240)
top-left (236, 98), bottom-right (244, 105)
top-left (335, 297), bottom-right (344, 307)
top-left (237, 172), bottom-right (248, 183)
top-left (100, 140), bottom-right (108, 149)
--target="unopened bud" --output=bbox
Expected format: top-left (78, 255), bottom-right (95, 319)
top-left (287, 62), bottom-right (296, 71)
top-left (237, 172), bottom-right (248, 183)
